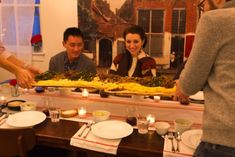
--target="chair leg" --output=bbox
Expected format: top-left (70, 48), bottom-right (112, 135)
top-left (17, 136), bottom-right (27, 157)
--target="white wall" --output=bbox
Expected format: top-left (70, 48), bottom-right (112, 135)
top-left (32, 0), bottom-right (78, 72)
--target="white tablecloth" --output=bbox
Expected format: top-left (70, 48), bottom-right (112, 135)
top-left (163, 136), bottom-right (195, 157)
top-left (70, 124), bottom-right (121, 155)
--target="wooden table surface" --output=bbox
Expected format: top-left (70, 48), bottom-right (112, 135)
top-left (34, 118), bottom-right (164, 157)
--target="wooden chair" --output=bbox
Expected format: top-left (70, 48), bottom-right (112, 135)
top-left (0, 128), bottom-right (36, 157)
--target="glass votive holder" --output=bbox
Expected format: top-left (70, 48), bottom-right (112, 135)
top-left (0, 96), bottom-right (6, 105)
top-left (78, 107), bottom-right (87, 117)
top-left (146, 114), bottom-right (156, 125)
top-left (82, 89), bottom-right (89, 97)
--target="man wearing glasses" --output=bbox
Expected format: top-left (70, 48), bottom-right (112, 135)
top-left (174, 0), bottom-right (235, 157)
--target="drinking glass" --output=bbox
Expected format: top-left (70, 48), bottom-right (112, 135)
top-left (11, 85), bottom-right (19, 97)
top-left (126, 107), bottom-right (137, 126)
top-left (48, 100), bottom-right (60, 122)
top-left (49, 107), bottom-right (60, 122)
top-left (137, 115), bottom-right (149, 134)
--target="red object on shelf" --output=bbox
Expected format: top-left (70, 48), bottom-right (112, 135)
top-left (31, 34), bottom-right (42, 44)
top-left (9, 79), bottom-right (17, 86)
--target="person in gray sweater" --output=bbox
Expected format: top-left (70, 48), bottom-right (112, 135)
top-left (49, 27), bottom-right (96, 74)
top-left (174, 0), bottom-right (235, 156)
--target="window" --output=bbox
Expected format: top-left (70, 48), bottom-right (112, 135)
top-left (31, 0), bottom-right (42, 52)
top-left (172, 9), bottom-right (186, 34)
top-left (138, 9), bottom-right (164, 57)
top-left (170, 9), bottom-right (186, 69)
top-left (0, 0), bottom-right (36, 62)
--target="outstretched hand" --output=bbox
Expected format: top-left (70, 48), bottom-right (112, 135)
top-left (15, 68), bottom-right (35, 89)
top-left (173, 80), bottom-right (190, 105)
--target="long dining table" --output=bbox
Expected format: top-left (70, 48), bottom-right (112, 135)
top-left (0, 87), bottom-right (204, 157)
top-left (34, 118), bottom-right (164, 157)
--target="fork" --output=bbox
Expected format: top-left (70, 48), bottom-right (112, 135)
top-left (175, 132), bottom-right (181, 152)
top-left (82, 121), bottom-right (94, 138)
top-left (168, 132), bottom-right (176, 152)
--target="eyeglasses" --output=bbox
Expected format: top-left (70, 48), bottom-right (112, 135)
top-left (197, 0), bottom-right (206, 12)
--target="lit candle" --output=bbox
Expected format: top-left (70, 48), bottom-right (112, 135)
top-left (23, 88), bottom-right (29, 94)
top-left (82, 89), bottom-right (89, 97)
top-left (153, 96), bottom-right (160, 102)
top-left (78, 107), bottom-right (87, 117)
top-left (146, 114), bottom-right (155, 125)
top-left (0, 96), bottom-right (6, 105)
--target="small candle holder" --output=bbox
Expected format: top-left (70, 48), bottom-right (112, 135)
top-left (22, 88), bottom-right (29, 94)
top-left (146, 114), bottom-right (155, 125)
top-left (78, 107), bottom-right (87, 118)
top-left (82, 89), bottom-right (89, 97)
top-left (0, 96), bottom-right (7, 112)
top-left (0, 96), bottom-right (6, 105)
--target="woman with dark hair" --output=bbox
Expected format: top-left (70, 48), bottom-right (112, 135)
top-left (109, 25), bottom-right (156, 77)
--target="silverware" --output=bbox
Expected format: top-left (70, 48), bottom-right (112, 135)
top-left (77, 124), bottom-right (87, 137)
top-left (83, 127), bottom-right (91, 139)
top-left (82, 121), bottom-right (94, 138)
top-left (0, 113), bottom-right (9, 126)
top-left (168, 132), bottom-right (176, 152)
top-left (175, 132), bottom-right (181, 152)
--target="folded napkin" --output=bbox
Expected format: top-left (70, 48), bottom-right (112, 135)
top-left (163, 136), bottom-right (195, 157)
top-left (70, 124), bottom-right (121, 155)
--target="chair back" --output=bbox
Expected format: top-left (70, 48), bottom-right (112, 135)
top-left (0, 128), bottom-right (36, 157)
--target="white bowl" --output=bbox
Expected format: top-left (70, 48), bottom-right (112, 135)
top-left (174, 119), bottom-right (192, 133)
top-left (92, 110), bottom-right (110, 122)
top-left (155, 122), bottom-right (170, 135)
top-left (20, 101), bottom-right (36, 111)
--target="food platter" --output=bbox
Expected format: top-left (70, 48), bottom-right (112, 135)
top-left (33, 71), bottom-right (176, 96)
top-left (104, 89), bottom-right (175, 96)
top-left (33, 80), bottom-right (176, 96)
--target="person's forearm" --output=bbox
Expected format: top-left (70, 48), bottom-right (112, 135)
top-left (0, 56), bottom-right (21, 75)
top-left (7, 55), bottom-right (29, 69)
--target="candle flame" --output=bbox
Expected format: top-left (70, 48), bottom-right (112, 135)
top-left (82, 89), bottom-right (89, 97)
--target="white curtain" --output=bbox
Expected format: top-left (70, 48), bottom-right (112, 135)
top-left (0, 0), bottom-right (35, 64)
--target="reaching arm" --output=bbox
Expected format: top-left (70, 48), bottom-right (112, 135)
top-left (0, 55), bottom-right (35, 88)
top-left (7, 55), bottom-right (42, 76)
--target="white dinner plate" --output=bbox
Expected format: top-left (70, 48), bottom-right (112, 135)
top-left (189, 91), bottom-right (204, 101)
top-left (6, 111), bottom-right (46, 128)
top-left (181, 129), bottom-right (202, 149)
top-left (91, 120), bottom-right (133, 139)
